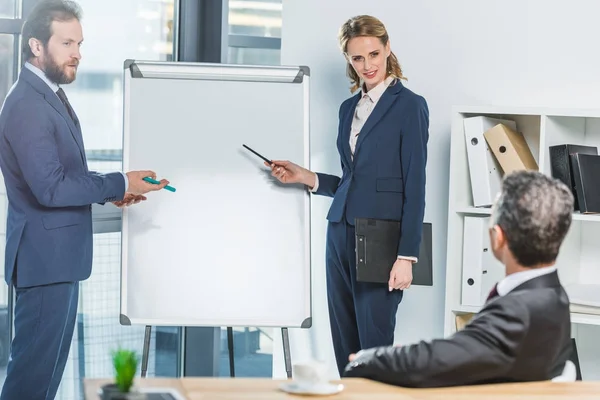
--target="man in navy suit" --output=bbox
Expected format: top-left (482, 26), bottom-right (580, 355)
top-left (0, 1), bottom-right (169, 398)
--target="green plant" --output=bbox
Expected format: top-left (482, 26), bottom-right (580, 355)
top-left (111, 348), bottom-right (139, 393)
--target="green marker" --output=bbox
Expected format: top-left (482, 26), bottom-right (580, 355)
top-left (143, 177), bottom-right (176, 192)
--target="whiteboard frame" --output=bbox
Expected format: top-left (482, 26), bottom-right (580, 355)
top-left (119, 60), bottom-right (312, 328)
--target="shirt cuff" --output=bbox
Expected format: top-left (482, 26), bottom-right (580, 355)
top-left (397, 255), bottom-right (418, 263)
top-left (121, 172), bottom-right (128, 192)
top-left (309, 173), bottom-right (319, 192)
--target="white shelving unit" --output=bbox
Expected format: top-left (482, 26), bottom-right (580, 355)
top-left (445, 106), bottom-right (600, 379)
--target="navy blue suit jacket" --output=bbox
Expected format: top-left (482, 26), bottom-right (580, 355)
top-left (314, 80), bottom-right (429, 258)
top-left (0, 67), bottom-right (125, 288)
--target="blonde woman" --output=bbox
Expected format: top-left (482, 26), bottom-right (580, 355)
top-left (267, 15), bottom-right (429, 375)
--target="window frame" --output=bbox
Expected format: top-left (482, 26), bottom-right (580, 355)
top-left (228, 34), bottom-right (280, 50)
top-left (0, 19), bottom-right (22, 34)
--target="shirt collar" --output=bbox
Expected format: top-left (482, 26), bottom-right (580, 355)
top-left (497, 265), bottom-right (558, 296)
top-left (24, 61), bottom-right (60, 94)
top-left (361, 76), bottom-right (394, 103)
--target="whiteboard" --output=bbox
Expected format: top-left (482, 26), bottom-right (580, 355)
top-left (119, 60), bottom-right (311, 328)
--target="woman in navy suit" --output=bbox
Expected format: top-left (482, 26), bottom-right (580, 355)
top-left (268, 15), bottom-right (429, 376)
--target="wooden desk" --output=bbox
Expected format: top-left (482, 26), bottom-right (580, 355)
top-left (84, 378), bottom-right (600, 400)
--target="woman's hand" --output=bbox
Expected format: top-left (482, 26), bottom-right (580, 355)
top-left (265, 160), bottom-right (316, 187)
top-left (388, 258), bottom-right (413, 291)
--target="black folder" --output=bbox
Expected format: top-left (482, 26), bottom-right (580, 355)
top-left (570, 153), bottom-right (600, 214)
top-left (355, 218), bottom-right (433, 286)
top-left (549, 144), bottom-right (597, 211)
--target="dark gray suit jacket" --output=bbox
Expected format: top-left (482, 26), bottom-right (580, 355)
top-left (344, 271), bottom-right (572, 387)
top-left (0, 67), bottom-right (125, 287)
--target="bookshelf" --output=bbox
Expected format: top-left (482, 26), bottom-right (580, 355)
top-left (445, 107), bottom-right (600, 378)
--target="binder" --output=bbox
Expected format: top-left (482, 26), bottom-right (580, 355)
top-left (549, 144), bottom-right (598, 211)
top-left (455, 313), bottom-right (476, 331)
top-left (463, 117), bottom-right (517, 207)
top-left (354, 218), bottom-right (433, 286)
top-left (570, 153), bottom-right (600, 214)
top-left (461, 216), bottom-right (505, 307)
top-left (483, 124), bottom-right (538, 173)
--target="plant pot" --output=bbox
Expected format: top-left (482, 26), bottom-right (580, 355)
top-left (100, 384), bottom-right (147, 400)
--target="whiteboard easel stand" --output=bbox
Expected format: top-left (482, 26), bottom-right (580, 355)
top-left (227, 327), bottom-right (235, 377)
top-left (121, 59), bottom-right (312, 381)
top-left (141, 325), bottom-right (152, 377)
top-left (281, 327), bottom-right (292, 378)
top-left (140, 325), bottom-right (294, 378)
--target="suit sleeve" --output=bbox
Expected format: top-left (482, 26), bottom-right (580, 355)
top-left (312, 173), bottom-right (340, 197)
top-left (6, 99), bottom-right (126, 207)
top-left (397, 96), bottom-right (429, 258)
top-left (311, 100), bottom-right (348, 198)
top-left (343, 297), bottom-right (530, 388)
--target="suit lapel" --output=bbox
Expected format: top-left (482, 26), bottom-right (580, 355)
top-left (353, 81), bottom-right (404, 160)
top-left (342, 94), bottom-right (360, 168)
top-left (20, 68), bottom-right (86, 164)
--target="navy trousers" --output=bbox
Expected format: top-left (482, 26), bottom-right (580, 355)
top-left (326, 220), bottom-right (403, 376)
top-left (0, 281), bottom-right (79, 400)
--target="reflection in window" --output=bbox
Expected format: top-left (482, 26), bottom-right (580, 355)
top-left (229, 0), bottom-right (282, 37)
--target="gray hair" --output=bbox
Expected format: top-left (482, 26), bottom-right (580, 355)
top-left (491, 170), bottom-right (574, 267)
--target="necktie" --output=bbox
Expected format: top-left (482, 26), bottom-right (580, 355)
top-left (486, 283), bottom-right (499, 302)
top-left (56, 88), bottom-right (78, 125)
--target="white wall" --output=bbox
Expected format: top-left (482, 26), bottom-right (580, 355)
top-left (274, 0), bottom-right (600, 379)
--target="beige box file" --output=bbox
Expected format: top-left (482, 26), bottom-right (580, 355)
top-left (484, 124), bottom-right (538, 174)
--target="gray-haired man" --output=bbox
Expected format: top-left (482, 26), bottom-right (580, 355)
top-left (344, 170), bottom-right (574, 387)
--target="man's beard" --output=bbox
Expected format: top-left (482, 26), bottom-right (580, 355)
top-left (43, 53), bottom-right (78, 85)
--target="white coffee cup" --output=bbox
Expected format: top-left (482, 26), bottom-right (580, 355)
top-left (292, 361), bottom-right (327, 386)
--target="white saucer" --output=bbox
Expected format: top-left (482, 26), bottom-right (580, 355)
top-left (279, 381), bottom-right (344, 396)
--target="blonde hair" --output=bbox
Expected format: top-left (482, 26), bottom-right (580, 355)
top-left (338, 15), bottom-right (405, 93)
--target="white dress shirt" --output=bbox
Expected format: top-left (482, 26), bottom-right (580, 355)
top-left (349, 76), bottom-right (394, 158)
top-left (24, 62), bottom-right (128, 191)
top-left (310, 77), bottom-right (416, 262)
top-left (497, 265), bottom-right (558, 296)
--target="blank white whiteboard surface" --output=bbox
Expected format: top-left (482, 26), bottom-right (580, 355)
top-left (120, 60), bottom-right (311, 328)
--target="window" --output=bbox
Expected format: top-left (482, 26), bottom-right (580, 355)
top-left (0, 1), bottom-right (17, 19)
top-left (227, 0), bottom-right (281, 65)
top-left (229, 0), bottom-right (281, 37)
